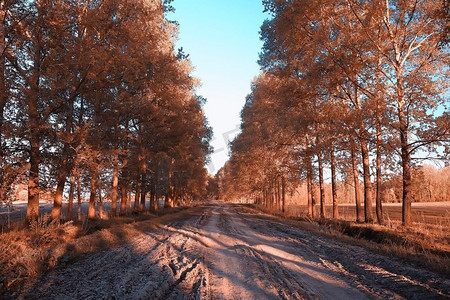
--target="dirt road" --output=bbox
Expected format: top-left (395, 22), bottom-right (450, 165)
top-left (20, 202), bottom-right (450, 299)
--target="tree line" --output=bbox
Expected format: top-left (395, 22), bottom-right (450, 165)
top-left (218, 0), bottom-right (449, 226)
top-left (0, 0), bottom-right (212, 223)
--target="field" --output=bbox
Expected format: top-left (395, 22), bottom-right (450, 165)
top-left (0, 200), bottom-right (152, 229)
top-left (2, 200), bottom-right (449, 228)
top-left (284, 202), bottom-right (450, 226)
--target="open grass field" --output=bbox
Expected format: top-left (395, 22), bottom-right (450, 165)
top-left (2, 200), bottom-right (449, 228)
top-left (0, 200), bottom-right (156, 230)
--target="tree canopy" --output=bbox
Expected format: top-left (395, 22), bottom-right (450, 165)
top-left (0, 0), bottom-right (212, 222)
top-left (219, 0), bottom-right (449, 226)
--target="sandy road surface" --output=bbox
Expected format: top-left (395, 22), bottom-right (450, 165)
top-left (20, 202), bottom-right (450, 299)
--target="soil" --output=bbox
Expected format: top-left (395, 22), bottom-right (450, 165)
top-left (14, 202), bottom-right (450, 299)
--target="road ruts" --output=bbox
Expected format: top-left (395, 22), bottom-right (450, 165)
top-left (18, 202), bottom-right (450, 300)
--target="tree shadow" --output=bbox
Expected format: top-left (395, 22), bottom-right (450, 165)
top-left (13, 203), bottom-right (450, 300)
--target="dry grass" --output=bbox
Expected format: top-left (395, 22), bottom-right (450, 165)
top-left (317, 219), bottom-right (450, 275)
top-left (0, 207), bottom-right (190, 296)
top-left (283, 203), bottom-right (450, 226)
top-left (0, 215), bottom-right (80, 293)
top-left (253, 204), bottom-right (450, 277)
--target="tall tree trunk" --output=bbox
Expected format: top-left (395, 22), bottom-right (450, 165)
top-left (134, 175), bottom-right (140, 213)
top-left (25, 17), bottom-right (44, 223)
top-left (119, 164), bottom-right (128, 216)
top-left (318, 153), bottom-right (325, 219)
top-left (52, 156), bottom-right (67, 221)
top-left (166, 163), bottom-right (174, 209)
top-left (0, 4), bottom-right (7, 203)
top-left (88, 168), bottom-right (97, 219)
top-left (0, 2), bottom-right (6, 162)
top-left (399, 109), bottom-right (412, 226)
top-left (306, 154), bottom-right (314, 218)
top-left (269, 181), bottom-right (273, 209)
top-left (395, 69), bottom-right (413, 226)
top-left (127, 190), bottom-right (132, 211)
top-left (26, 76), bottom-right (41, 224)
top-left (150, 176), bottom-right (156, 211)
top-left (351, 147), bottom-right (363, 222)
top-left (77, 175), bottom-right (82, 221)
top-left (276, 177), bottom-right (281, 211)
top-left (375, 121), bottom-right (383, 225)
top-left (166, 192), bottom-right (172, 208)
top-left (274, 179), bottom-right (278, 210)
top-left (306, 175), bottom-right (312, 217)
top-left (52, 96), bottom-right (74, 221)
top-left (119, 154), bottom-right (128, 216)
top-left (67, 175), bottom-right (75, 220)
top-left (270, 181), bottom-right (275, 209)
top-left (98, 187), bottom-right (103, 219)
top-left (26, 139), bottom-right (40, 224)
top-left (265, 188), bottom-right (268, 208)
top-left (375, 56), bottom-right (383, 225)
top-left (164, 187), bottom-right (171, 208)
top-left (281, 176), bottom-right (285, 213)
top-left (262, 188), bottom-right (266, 207)
top-left (111, 152), bottom-right (119, 217)
top-left (352, 81), bottom-right (364, 223)
top-left (76, 95), bottom-right (84, 221)
top-left (264, 187), bottom-right (268, 208)
top-left (120, 179), bottom-right (128, 216)
top-left (140, 159), bottom-right (146, 212)
top-left (361, 139), bottom-right (373, 223)
top-left (330, 148), bottom-right (338, 219)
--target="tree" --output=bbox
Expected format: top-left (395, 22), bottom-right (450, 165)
top-left (376, 0), bottom-right (448, 225)
top-left (0, 0), bottom-right (212, 224)
top-left (223, 0), bottom-right (447, 228)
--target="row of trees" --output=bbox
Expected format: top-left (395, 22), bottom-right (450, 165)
top-left (224, 164), bottom-right (450, 209)
top-left (0, 0), bottom-right (212, 223)
top-left (219, 0), bottom-right (449, 226)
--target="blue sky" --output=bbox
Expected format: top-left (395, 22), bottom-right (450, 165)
top-left (170, 1), bottom-right (269, 174)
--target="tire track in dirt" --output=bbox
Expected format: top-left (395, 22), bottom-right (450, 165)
top-left (209, 206), bottom-right (308, 299)
top-left (19, 209), bottom-right (209, 300)
top-left (17, 203), bottom-right (450, 300)
top-left (210, 204), bottom-right (370, 299)
top-left (235, 205), bottom-right (450, 299)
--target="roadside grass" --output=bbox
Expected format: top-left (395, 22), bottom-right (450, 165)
top-left (251, 205), bottom-right (450, 277)
top-left (0, 206), bottom-right (190, 296)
